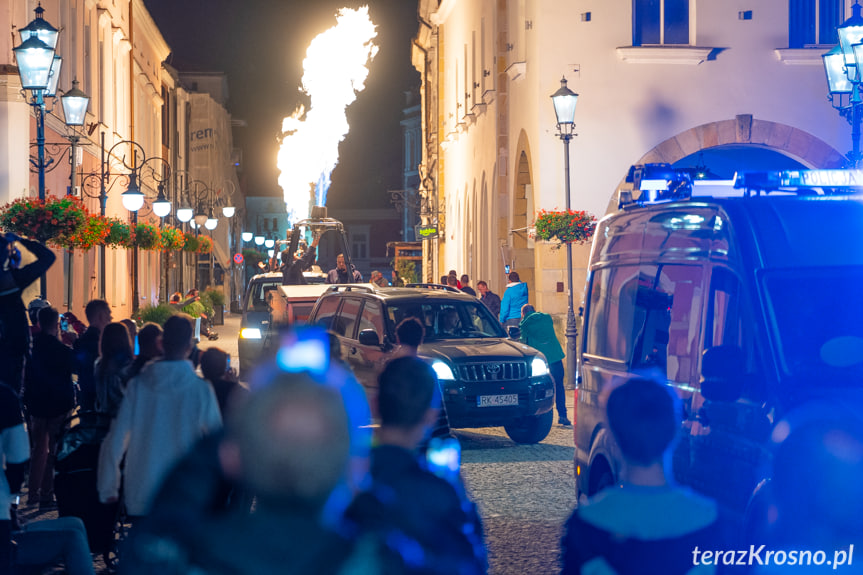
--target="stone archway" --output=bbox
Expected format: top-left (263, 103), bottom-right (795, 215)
top-left (605, 116), bottom-right (847, 215)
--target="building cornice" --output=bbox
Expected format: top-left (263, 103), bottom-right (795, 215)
top-left (430, 0), bottom-right (456, 25)
top-left (616, 46), bottom-right (715, 65)
top-left (774, 47), bottom-right (829, 65)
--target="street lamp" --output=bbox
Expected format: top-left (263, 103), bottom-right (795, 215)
top-left (824, 2), bottom-right (863, 167)
top-left (550, 76), bottom-right (579, 389)
top-left (14, 5), bottom-right (60, 204)
top-left (152, 184), bottom-right (172, 218)
top-left (204, 207), bottom-right (219, 230)
top-left (242, 231), bottom-right (253, 242)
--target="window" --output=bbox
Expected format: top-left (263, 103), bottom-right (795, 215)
top-left (586, 264), bottom-right (704, 385)
top-left (245, 281), bottom-right (281, 313)
top-left (335, 298), bottom-right (362, 339)
top-left (789, 0), bottom-right (843, 47)
top-left (633, 0), bottom-right (689, 46)
top-left (358, 300), bottom-right (384, 342)
top-left (352, 233), bottom-right (367, 259)
top-left (312, 296), bottom-right (341, 331)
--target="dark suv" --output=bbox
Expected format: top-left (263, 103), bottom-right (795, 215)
top-left (308, 284), bottom-right (555, 443)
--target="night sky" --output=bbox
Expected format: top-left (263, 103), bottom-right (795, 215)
top-left (143, 0), bottom-right (420, 209)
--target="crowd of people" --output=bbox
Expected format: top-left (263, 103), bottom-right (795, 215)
top-left (4, 233), bottom-right (858, 575)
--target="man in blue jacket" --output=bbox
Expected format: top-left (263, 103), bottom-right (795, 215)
top-left (499, 271), bottom-right (528, 328)
top-left (519, 304), bottom-right (570, 426)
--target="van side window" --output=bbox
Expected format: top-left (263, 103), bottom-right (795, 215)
top-left (631, 264), bottom-right (704, 386)
top-left (585, 265), bottom-right (640, 362)
top-left (706, 267), bottom-right (762, 400)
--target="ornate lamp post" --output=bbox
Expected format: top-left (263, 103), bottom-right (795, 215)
top-left (14, 4), bottom-right (60, 203)
top-left (823, 2), bottom-right (863, 167)
top-left (550, 76), bottom-right (579, 387)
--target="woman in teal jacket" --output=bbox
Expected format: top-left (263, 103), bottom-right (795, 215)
top-left (519, 304), bottom-right (570, 426)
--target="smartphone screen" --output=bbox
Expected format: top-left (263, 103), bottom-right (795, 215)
top-left (226, 356), bottom-right (231, 370)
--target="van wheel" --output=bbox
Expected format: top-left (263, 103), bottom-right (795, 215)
top-left (590, 460), bottom-right (615, 495)
top-left (504, 410), bottom-right (553, 444)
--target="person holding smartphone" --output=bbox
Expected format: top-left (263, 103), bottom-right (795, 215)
top-left (345, 357), bottom-right (487, 574)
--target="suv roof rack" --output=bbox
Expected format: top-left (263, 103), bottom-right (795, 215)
top-left (405, 283), bottom-right (462, 293)
top-left (324, 284), bottom-right (374, 294)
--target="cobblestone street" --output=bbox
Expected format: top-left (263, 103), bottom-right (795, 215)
top-left (459, 405), bottom-right (576, 575)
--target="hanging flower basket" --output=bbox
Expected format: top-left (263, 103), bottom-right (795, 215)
top-left (56, 214), bottom-right (110, 251)
top-left (133, 222), bottom-right (161, 250)
top-left (182, 232), bottom-right (200, 253)
top-left (534, 209), bottom-right (597, 248)
top-left (160, 226), bottom-right (185, 251)
top-left (197, 235), bottom-right (213, 254)
top-left (105, 218), bottom-right (134, 248)
top-left (0, 196), bottom-right (87, 243)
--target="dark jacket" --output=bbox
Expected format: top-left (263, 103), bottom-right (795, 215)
top-left (23, 332), bottom-right (76, 418)
top-left (94, 354), bottom-right (133, 418)
top-left (73, 327), bottom-right (101, 410)
top-left (346, 444), bottom-right (486, 575)
top-left (480, 291), bottom-right (501, 319)
top-left (281, 248), bottom-right (317, 285)
top-left (0, 238), bottom-right (55, 394)
top-left (461, 286), bottom-right (477, 297)
top-left (207, 377), bottom-right (247, 418)
top-left (326, 266), bottom-right (363, 284)
top-left (519, 311), bottom-right (565, 365)
top-left (122, 432), bottom-right (358, 575)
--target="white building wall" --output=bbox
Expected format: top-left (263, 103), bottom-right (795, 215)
top-left (420, 0), bottom-right (850, 354)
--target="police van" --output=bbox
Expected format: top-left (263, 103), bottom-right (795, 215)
top-left (574, 164), bottom-right (863, 530)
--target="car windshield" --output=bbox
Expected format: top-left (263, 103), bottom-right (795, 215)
top-left (245, 281), bottom-right (281, 313)
top-left (763, 267), bottom-right (863, 381)
top-left (387, 299), bottom-right (506, 341)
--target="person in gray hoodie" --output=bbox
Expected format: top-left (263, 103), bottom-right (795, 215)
top-left (98, 314), bottom-right (222, 520)
top-left (499, 271), bottom-right (529, 328)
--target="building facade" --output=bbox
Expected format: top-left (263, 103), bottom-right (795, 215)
top-left (0, 0), bottom-right (241, 320)
top-left (414, 0), bottom-right (849, 353)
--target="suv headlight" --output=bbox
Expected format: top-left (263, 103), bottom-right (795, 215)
top-left (531, 357), bottom-right (549, 377)
top-left (240, 327), bottom-right (262, 339)
top-left (431, 361), bottom-right (456, 380)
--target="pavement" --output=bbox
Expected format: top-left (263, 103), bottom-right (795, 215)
top-left (197, 310), bottom-right (241, 369)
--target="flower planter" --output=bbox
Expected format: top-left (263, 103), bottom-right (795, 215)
top-left (0, 196), bottom-right (87, 243)
top-left (159, 226), bottom-right (185, 251)
top-left (534, 209), bottom-right (597, 249)
top-left (133, 223), bottom-right (161, 250)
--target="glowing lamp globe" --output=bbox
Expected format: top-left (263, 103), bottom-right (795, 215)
top-left (176, 207), bottom-right (194, 222)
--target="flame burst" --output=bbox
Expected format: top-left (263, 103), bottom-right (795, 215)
top-left (277, 6), bottom-right (378, 223)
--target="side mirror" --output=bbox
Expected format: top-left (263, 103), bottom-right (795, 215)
top-left (507, 326), bottom-right (521, 340)
top-left (700, 345), bottom-right (746, 402)
top-left (358, 329), bottom-right (382, 347)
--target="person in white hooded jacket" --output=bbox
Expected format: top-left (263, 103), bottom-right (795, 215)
top-left (98, 314), bottom-right (222, 519)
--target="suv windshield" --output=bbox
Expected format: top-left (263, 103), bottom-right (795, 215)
top-left (245, 280), bottom-right (281, 313)
top-left (764, 267), bottom-right (863, 380)
top-left (387, 299), bottom-right (506, 341)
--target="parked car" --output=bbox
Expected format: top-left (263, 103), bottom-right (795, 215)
top-left (237, 270), bottom-right (328, 379)
top-left (575, 164), bottom-right (863, 536)
top-left (308, 284), bottom-right (555, 443)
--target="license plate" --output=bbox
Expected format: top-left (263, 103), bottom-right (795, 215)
top-left (477, 394), bottom-right (519, 407)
